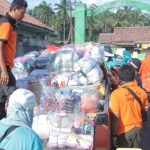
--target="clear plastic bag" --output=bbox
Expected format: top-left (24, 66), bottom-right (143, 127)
top-left (51, 73), bottom-right (81, 87)
top-left (13, 56), bottom-right (33, 75)
top-left (34, 56), bottom-right (50, 69)
top-left (46, 49), bottom-right (84, 74)
top-left (28, 72), bottom-right (52, 103)
top-left (36, 86), bottom-right (58, 114)
top-left (55, 86), bottom-right (100, 113)
top-left (32, 114), bottom-right (50, 140)
top-left (45, 111), bottom-right (94, 150)
top-left (24, 50), bottom-right (40, 59)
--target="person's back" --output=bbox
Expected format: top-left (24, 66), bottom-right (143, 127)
top-left (110, 83), bottom-right (147, 135)
top-left (139, 48), bottom-right (150, 92)
top-left (0, 122), bottom-right (42, 150)
top-left (109, 64), bottom-right (148, 149)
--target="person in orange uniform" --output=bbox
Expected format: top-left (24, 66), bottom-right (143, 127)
top-left (109, 64), bottom-right (148, 149)
top-left (0, 0), bottom-right (27, 119)
top-left (139, 47), bottom-right (150, 102)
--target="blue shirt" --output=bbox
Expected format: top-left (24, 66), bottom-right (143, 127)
top-left (0, 122), bottom-right (43, 150)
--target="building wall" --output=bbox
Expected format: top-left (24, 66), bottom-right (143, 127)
top-left (16, 36), bottom-right (51, 57)
top-left (17, 30), bottom-right (40, 39)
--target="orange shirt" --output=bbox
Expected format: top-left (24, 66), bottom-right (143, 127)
top-left (0, 22), bottom-right (16, 69)
top-left (109, 81), bottom-right (148, 135)
top-left (139, 56), bottom-right (150, 92)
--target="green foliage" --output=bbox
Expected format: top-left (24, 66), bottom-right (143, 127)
top-left (27, 1), bottom-right (150, 43)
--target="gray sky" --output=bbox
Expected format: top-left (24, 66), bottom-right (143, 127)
top-left (7, 0), bottom-right (150, 9)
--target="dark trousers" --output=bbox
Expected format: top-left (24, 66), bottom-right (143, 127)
top-left (117, 126), bottom-right (142, 148)
top-left (147, 92), bottom-right (150, 103)
top-left (0, 66), bottom-right (16, 120)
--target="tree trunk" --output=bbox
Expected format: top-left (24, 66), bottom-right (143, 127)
top-left (63, 13), bottom-right (65, 41)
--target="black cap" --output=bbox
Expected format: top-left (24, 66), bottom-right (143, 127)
top-left (127, 58), bottom-right (141, 71)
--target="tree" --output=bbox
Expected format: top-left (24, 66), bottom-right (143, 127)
top-left (129, 9), bottom-right (147, 26)
top-left (31, 1), bottom-right (54, 25)
top-left (54, 0), bottom-right (70, 41)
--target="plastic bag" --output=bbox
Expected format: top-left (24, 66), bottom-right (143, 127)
top-left (74, 57), bottom-right (97, 74)
top-left (47, 49), bottom-right (82, 74)
top-left (32, 115), bottom-right (49, 139)
top-left (37, 86), bottom-right (58, 114)
top-left (55, 86), bottom-right (100, 113)
top-left (13, 56), bottom-right (33, 75)
top-left (91, 45), bottom-right (105, 64)
top-left (51, 73), bottom-right (81, 87)
top-left (60, 44), bottom-right (76, 51)
top-left (40, 45), bottom-right (60, 56)
top-left (45, 111), bottom-right (94, 149)
top-left (16, 77), bottom-right (29, 89)
top-left (24, 51), bottom-right (40, 59)
top-left (29, 70), bottom-right (52, 103)
top-left (34, 56), bottom-right (50, 69)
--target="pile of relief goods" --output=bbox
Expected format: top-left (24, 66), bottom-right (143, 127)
top-left (12, 42), bottom-right (106, 150)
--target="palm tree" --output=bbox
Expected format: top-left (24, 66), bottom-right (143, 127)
top-left (98, 10), bottom-right (114, 33)
top-left (122, 6), bottom-right (133, 18)
top-left (54, 0), bottom-right (70, 41)
top-left (129, 9), bottom-right (146, 26)
top-left (32, 1), bottom-right (54, 25)
top-left (112, 9), bottom-right (124, 27)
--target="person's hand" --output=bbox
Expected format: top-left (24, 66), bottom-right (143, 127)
top-left (113, 136), bottom-right (119, 148)
top-left (5, 100), bottom-right (8, 110)
top-left (107, 71), bottom-right (113, 78)
top-left (0, 70), bottom-right (9, 85)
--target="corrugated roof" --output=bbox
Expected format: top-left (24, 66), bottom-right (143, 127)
top-left (98, 33), bottom-right (113, 44)
top-left (113, 27), bottom-right (150, 42)
top-left (0, 0), bottom-right (54, 32)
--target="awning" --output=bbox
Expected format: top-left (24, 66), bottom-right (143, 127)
top-left (134, 41), bottom-right (150, 44)
top-left (112, 42), bottom-right (134, 46)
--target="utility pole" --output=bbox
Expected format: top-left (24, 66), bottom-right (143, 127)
top-left (69, 0), bottom-right (73, 43)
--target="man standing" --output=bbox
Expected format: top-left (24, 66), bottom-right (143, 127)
top-left (0, 0), bottom-right (28, 119)
top-left (109, 64), bottom-right (148, 148)
top-left (139, 47), bottom-right (150, 101)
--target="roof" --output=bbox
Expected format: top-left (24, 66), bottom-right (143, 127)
top-left (98, 33), bottom-right (113, 44)
top-left (0, 0), bottom-right (54, 32)
top-left (113, 27), bottom-right (150, 42)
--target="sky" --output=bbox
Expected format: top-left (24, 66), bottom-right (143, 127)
top-left (7, 0), bottom-right (150, 9)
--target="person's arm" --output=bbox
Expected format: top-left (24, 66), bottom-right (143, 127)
top-left (110, 112), bottom-right (119, 136)
top-left (0, 41), bottom-right (9, 85)
top-left (142, 91), bottom-right (149, 121)
top-left (110, 112), bottom-right (119, 147)
top-left (109, 92), bottom-right (120, 148)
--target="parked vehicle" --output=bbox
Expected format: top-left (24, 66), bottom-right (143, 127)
top-left (114, 54), bottom-right (123, 66)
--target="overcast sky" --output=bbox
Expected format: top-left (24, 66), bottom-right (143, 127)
top-left (7, 0), bottom-right (150, 9)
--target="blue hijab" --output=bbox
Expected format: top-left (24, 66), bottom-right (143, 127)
top-left (1, 101), bottom-right (34, 130)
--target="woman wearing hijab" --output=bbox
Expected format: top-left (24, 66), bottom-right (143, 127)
top-left (0, 89), bottom-right (42, 150)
